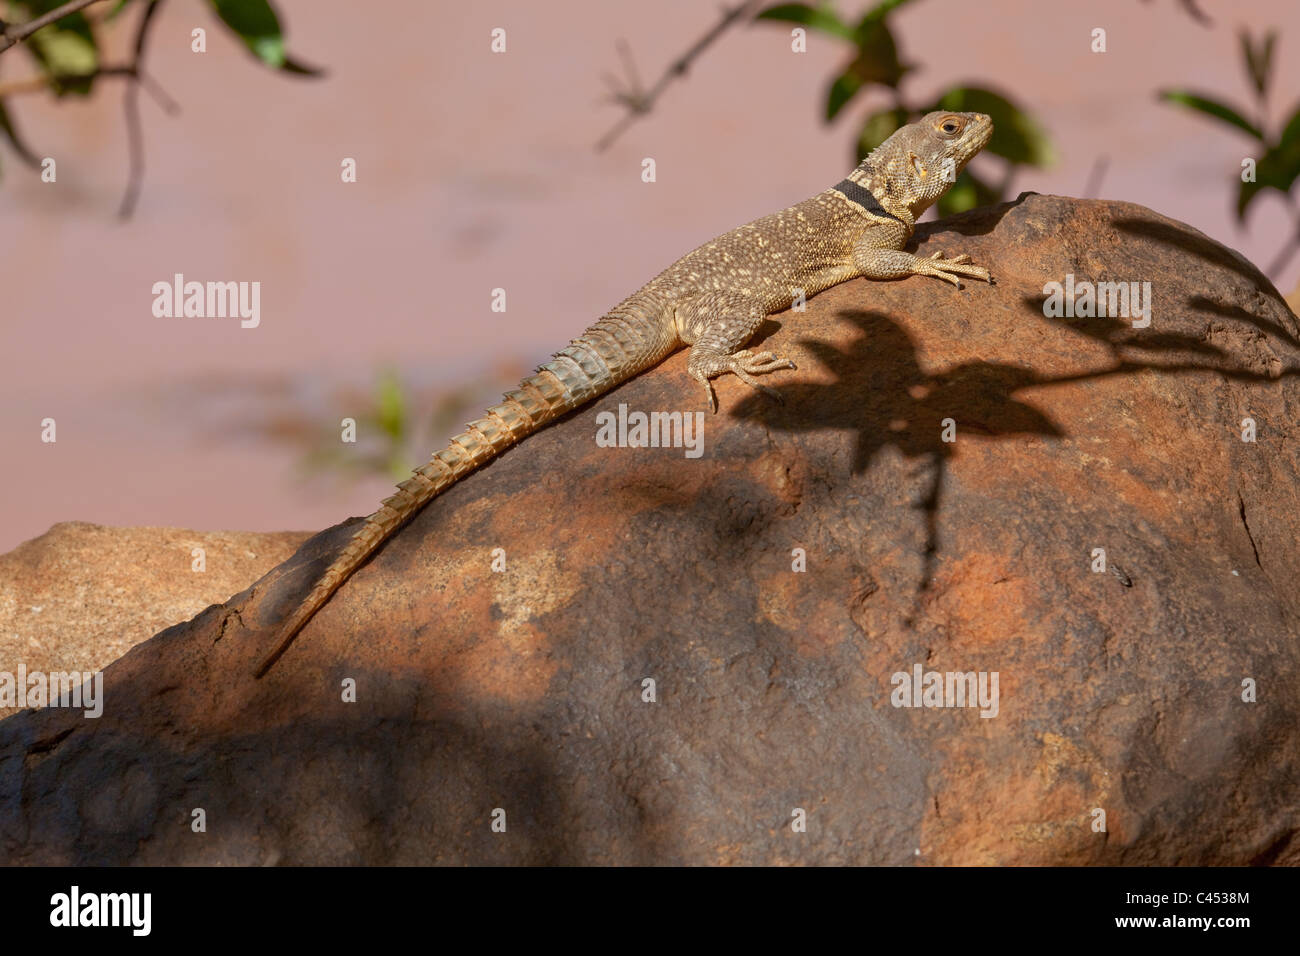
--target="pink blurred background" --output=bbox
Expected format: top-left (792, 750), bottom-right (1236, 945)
top-left (2, 0), bottom-right (1298, 553)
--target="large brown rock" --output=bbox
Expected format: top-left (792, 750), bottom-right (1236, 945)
top-left (0, 523), bottom-right (309, 720)
top-left (2, 193), bottom-right (1298, 865)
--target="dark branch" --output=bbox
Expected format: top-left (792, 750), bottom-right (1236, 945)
top-left (118, 0), bottom-right (165, 219)
top-left (0, 63), bottom-right (179, 115)
top-left (1082, 155), bottom-right (1109, 199)
top-left (0, 0), bottom-right (107, 55)
top-left (595, 0), bottom-right (762, 152)
top-left (0, 65), bottom-right (134, 99)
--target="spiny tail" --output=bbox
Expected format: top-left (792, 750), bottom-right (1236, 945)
top-left (253, 313), bottom-right (670, 677)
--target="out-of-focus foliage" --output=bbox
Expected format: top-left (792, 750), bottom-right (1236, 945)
top-left (8, 0), bottom-right (101, 96)
top-left (208, 0), bottom-right (321, 74)
top-left (300, 369), bottom-right (514, 485)
top-left (1161, 29), bottom-right (1300, 221)
top-left (756, 0), bottom-right (1053, 214)
top-left (0, 0), bottom-right (321, 180)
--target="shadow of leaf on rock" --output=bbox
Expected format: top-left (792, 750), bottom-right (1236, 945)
top-left (1018, 291), bottom-right (1231, 364)
top-left (1112, 217), bottom-right (1289, 308)
top-left (733, 296), bottom-right (1300, 620)
top-left (1187, 294), bottom-right (1300, 350)
top-left (733, 309), bottom-right (1063, 615)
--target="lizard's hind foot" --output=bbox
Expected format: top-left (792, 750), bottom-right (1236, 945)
top-left (733, 349), bottom-right (798, 374)
top-left (916, 251), bottom-right (992, 288)
top-left (688, 348), bottom-right (797, 413)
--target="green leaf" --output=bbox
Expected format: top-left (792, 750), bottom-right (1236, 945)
top-left (1237, 136), bottom-right (1300, 219)
top-left (937, 168), bottom-right (1000, 216)
top-left (1239, 28), bottom-right (1276, 101)
top-left (846, 19), bottom-right (908, 88)
top-left (855, 106), bottom-right (908, 161)
top-left (374, 370), bottom-right (407, 442)
top-left (29, 25), bottom-right (97, 74)
top-left (1278, 102), bottom-right (1300, 151)
top-left (1159, 89), bottom-right (1262, 140)
top-left (756, 2), bottom-right (855, 40)
top-left (932, 86), bottom-right (1054, 166)
top-left (825, 69), bottom-right (863, 121)
top-left (251, 34), bottom-right (285, 67)
top-left (824, 22), bottom-right (909, 120)
top-left (854, 0), bottom-right (916, 31)
top-left (281, 54), bottom-right (324, 77)
top-left (0, 99), bottom-right (42, 168)
top-left (12, 0), bottom-right (100, 95)
top-left (208, 0), bottom-right (286, 68)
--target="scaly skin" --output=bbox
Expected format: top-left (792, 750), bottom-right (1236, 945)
top-left (253, 111), bottom-right (994, 677)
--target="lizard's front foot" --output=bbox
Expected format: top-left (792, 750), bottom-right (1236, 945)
top-left (688, 348), bottom-right (797, 413)
top-left (915, 251), bottom-right (992, 289)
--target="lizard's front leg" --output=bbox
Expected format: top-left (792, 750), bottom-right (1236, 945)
top-left (677, 291), bottom-right (797, 413)
top-left (854, 239), bottom-right (992, 289)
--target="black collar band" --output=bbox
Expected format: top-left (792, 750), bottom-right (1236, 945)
top-left (833, 178), bottom-right (903, 223)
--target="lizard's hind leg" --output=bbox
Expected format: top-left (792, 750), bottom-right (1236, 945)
top-left (677, 291), bottom-right (797, 413)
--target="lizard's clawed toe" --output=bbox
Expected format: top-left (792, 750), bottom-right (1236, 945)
top-left (727, 356), bottom-right (791, 404)
top-left (737, 350), bottom-right (797, 374)
top-left (918, 256), bottom-right (991, 287)
top-left (922, 266), bottom-right (963, 287)
top-left (688, 347), bottom-right (794, 410)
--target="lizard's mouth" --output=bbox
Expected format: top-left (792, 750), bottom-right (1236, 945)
top-left (970, 114), bottom-right (994, 149)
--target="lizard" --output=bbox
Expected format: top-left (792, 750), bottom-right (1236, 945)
top-left (253, 110), bottom-right (994, 677)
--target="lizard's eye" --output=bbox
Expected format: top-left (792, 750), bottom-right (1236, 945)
top-left (941, 120), bottom-right (961, 135)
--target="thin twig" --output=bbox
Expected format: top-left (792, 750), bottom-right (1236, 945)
top-left (118, 72), bottom-right (144, 216)
top-left (0, 0), bottom-right (107, 55)
top-left (127, 0), bottom-right (176, 114)
top-left (118, 0), bottom-right (165, 218)
top-left (1178, 0), bottom-right (1212, 26)
top-left (0, 65), bottom-right (135, 99)
top-left (1082, 155), bottom-right (1109, 199)
top-left (0, 64), bottom-right (177, 114)
top-left (0, 75), bottom-right (52, 98)
top-left (137, 68), bottom-right (178, 114)
top-left (595, 0), bottom-right (763, 152)
top-left (1137, 0), bottom-right (1212, 26)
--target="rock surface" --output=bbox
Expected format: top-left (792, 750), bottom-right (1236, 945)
top-left (2, 193), bottom-right (1298, 865)
top-left (0, 523), bottom-right (309, 720)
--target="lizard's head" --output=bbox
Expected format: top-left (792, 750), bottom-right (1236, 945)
top-left (921, 110), bottom-right (992, 171)
top-left (862, 111), bottom-right (993, 217)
